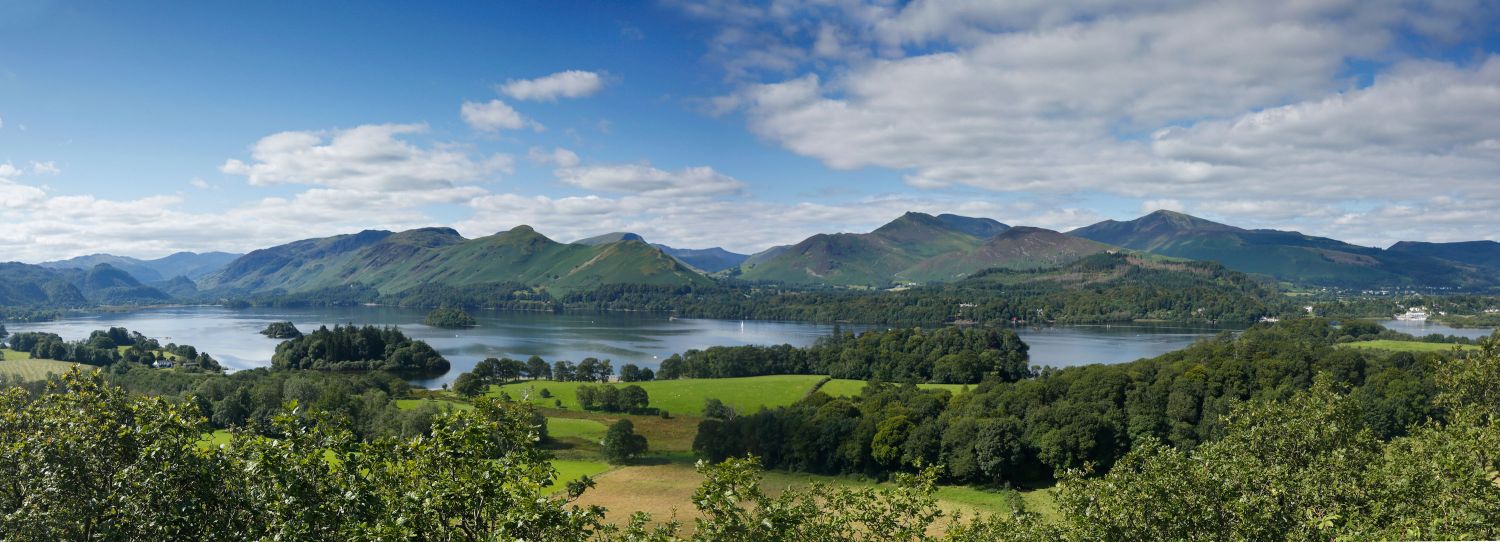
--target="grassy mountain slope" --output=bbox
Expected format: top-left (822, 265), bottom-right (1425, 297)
top-left (0, 262), bottom-right (170, 307)
top-left (737, 212), bottom-right (995, 286)
top-left (1387, 240), bottom-right (1500, 270)
top-left (935, 213), bottom-right (1010, 238)
top-left (201, 225), bottom-right (710, 296)
top-left (570, 232), bottom-right (749, 273)
top-left (1069, 210), bottom-right (1485, 287)
top-left (903, 226), bottom-right (1115, 282)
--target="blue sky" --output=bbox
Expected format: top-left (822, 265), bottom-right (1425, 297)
top-left (1, 0), bottom-right (1498, 261)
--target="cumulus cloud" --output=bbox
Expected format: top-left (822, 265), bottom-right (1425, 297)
top-left (220, 123), bottom-right (510, 192)
top-left (460, 99), bottom-right (540, 132)
top-left (499, 70), bottom-right (605, 101)
top-left (29, 161), bottom-right (59, 175)
top-left (553, 162), bottom-right (745, 197)
top-left (672, 0), bottom-right (1500, 247)
top-left (528, 146), bottom-right (581, 167)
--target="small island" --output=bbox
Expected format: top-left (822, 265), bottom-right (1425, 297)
top-left (424, 307), bottom-right (477, 328)
top-left (272, 324), bottom-right (450, 376)
top-left (259, 321), bottom-right (303, 339)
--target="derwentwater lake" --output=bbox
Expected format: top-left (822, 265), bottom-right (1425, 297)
top-left (10, 306), bottom-right (1230, 387)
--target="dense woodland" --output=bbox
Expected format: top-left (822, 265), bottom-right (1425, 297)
top-left (659, 326), bottom-right (1030, 384)
top-left (2, 338), bottom-right (1497, 540)
top-left (693, 319), bottom-right (1473, 486)
top-left (423, 307), bottom-right (476, 328)
top-left (259, 321), bottom-right (302, 338)
top-left (271, 324), bottom-right (450, 376)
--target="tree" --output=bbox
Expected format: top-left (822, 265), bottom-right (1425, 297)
top-left (620, 385), bottom-right (650, 413)
top-left (602, 419), bottom-right (648, 464)
top-left (703, 398), bottom-right (737, 420)
top-left (527, 355), bottom-right (550, 380)
top-left (553, 360), bottom-right (575, 382)
top-left (619, 363), bottom-right (642, 382)
top-left (453, 372), bottom-right (485, 397)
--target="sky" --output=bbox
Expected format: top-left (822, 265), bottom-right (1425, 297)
top-left (1, 0), bottom-right (1498, 262)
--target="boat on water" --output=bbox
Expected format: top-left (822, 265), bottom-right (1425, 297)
top-left (1394, 307), bottom-right (1429, 321)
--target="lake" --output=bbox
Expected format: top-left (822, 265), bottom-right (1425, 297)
top-left (1376, 318), bottom-right (1498, 340)
top-left (8, 306), bottom-right (1226, 387)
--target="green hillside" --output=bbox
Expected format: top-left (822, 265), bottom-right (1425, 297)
top-left (737, 212), bottom-right (1000, 286)
top-left (903, 226), bottom-right (1115, 282)
top-left (0, 262), bottom-right (170, 307)
top-left (201, 225), bottom-right (711, 297)
top-left (1069, 210), bottom-right (1489, 288)
top-left (1387, 240), bottom-right (1500, 270)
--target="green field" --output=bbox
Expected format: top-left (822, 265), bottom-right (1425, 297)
top-left (818, 379), bottom-right (970, 398)
top-left (547, 459), bottom-right (611, 493)
top-left (547, 417), bottom-right (608, 441)
top-left (394, 398), bottom-right (472, 411)
top-left (493, 375), bottom-right (833, 416)
top-left (199, 429), bottom-right (234, 449)
top-left (0, 350), bottom-right (79, 381)
top-left (1341, 340), bottom-right (1480, 353)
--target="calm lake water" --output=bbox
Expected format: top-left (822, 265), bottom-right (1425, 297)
top-left (9, 306), bottom-right (1224, 387)
top-left (1376, 318), bottom-right (1498, 340)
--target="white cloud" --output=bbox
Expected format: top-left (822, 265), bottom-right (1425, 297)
top-left (189, 178), bottom-right (211, 189)
top-left (527, 146), bottom-right (581, 167)
top-left (29, 161), bottom-right (59, 175)
top-left (553, 162), bottom-right (745, 197)
top-left (673, 0), bottom-right (1500, 247)
top-left (0, 115), bottom-right (5, 129)
top-left (0, 162), bottom-right (22, 180)
top-left (499, 70), bottom-right (605, 101)
top-left (460, 99), bottom-right (540, 132)
top-left (220, 123), bottom-right (509, 191)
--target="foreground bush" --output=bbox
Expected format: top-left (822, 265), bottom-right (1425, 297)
top-left (3, 338), bottom-right (1499, 541)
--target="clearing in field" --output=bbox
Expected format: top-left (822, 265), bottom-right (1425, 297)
top-left (492, 375), bottom-right (831, 416)
top-left (572, 462), bottom-right (1044, 532)
top-left (818, 379), bottom-right (970, 398)
top-left (0, 351), bottom-right (78, 382)
top-left (1340, 340), bottom-right (1480, 353)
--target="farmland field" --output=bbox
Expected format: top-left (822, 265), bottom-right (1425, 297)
top-left (818, 379), bottom-right (970, 398)
top-left (1340, 340), bottom-right (1480, 353)
top-left (493, 375), bottom-right (832, 416)
top-left (572, 462), bottom-right (1045, 531)
top-left (0, 350), bottom-right (78, 381)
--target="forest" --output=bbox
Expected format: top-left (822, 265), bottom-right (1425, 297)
top-left (658, 326), bottom-right (1031, 384)
top-left (2, 337), bottom-right (1496, 541)
top-left (692, 318), bottom-right (1468, 485)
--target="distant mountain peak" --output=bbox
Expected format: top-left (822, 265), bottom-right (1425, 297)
top-left (935, 214), bottom-right (1010, 238)
top-left (574, 232), bottom-right (646, 246)
top-left (1137, 210), bottom-right (1240, 232)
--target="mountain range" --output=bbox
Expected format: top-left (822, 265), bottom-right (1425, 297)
top-left (197, 225), bottom-right (709, 297)
top-left (10, 210), bottom-right (1499, 308)
top-left (1068, 210), bottom-right (1496, 288)
top-left (41, 251), bottom-right (242, 283)
top-left (0, 262), bottom-right (172, 307)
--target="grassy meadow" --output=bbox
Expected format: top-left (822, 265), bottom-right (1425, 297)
top-left (1340, 340), bottom-right (1480, 353)
top-left (493, 375), bottom-right (832, 416)
top-left (0, 349), bottom-right (78, 381)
